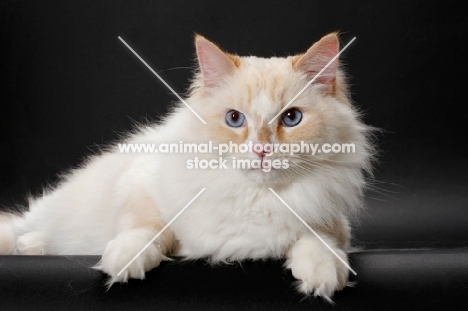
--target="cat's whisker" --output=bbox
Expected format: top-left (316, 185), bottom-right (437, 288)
top-left (365, 178), bottom-right (406, 189)
top-left (365, 183), bottom-right (401, 194)
top-left (364, 195), bottom-right (387, 202)
top-left (364, 186), bottom-right (397, 199)
top-left (159, 66), bottom-right (192, 72)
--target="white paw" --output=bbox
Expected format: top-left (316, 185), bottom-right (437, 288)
top-left (16, 231), bottom-right (46, 255)
top-left (287, 238), bottom-right (349, 300)
top-left (96, 229), bottom-right (166, 286)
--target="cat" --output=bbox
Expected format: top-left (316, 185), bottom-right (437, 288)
top-left (0, 33), bottom-right (374, 299)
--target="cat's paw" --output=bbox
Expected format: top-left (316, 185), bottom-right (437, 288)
top-left (287, 238), bottom-right (349, 301)
top-left (97, 228), bottom-right (166, 286)
top-left (16, 231), bottom-right (46, 255)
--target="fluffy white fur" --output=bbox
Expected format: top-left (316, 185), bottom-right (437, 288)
top-left (0, 33), bottom-right (374, 300)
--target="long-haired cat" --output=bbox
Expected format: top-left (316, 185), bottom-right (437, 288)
top-left (0, 33), bottom-right (374, 299)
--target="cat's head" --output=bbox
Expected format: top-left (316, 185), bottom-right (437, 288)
top-left (185, 33), bottom-right (372, 184)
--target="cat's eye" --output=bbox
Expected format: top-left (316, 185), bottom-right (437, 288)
top-left (281, 108), bottom-right (302, 127)
top-left (225, 110), bottom-right (245, 127)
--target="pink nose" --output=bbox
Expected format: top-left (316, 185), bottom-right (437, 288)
top-left (253, 144), bottom-right (267, 158)
top-left (255, 149), bottom-right (265, 158)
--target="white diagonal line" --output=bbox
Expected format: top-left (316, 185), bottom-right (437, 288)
top-left (268, 188), bottom-right (357, 275)
top-left (118, 36), bottom-right (207, 125)
top-left (268, 37), bottom-right (356, 124)
top-left (117, 188), bottom-right (206, 276)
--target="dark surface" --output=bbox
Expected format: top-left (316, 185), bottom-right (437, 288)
top-left (1, 0), bottom-right (468, 310)
top-left (1, 250), bottom-right (468, 310)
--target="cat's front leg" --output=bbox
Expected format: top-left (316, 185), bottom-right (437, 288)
top-left (98, 228), bottom-right (167, 285)
top-left (285, 229), bottom-right (350, 300)
top-left (96, 189), bottom-right (177, 286)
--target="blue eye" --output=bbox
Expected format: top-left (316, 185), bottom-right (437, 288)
top-left (225, 110), bottom-right (245, 127)
top-left (281, 108), bottom-right (302, 127)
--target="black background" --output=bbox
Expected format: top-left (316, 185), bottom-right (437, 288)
top-left (1, 0), bottom-right (467, 249)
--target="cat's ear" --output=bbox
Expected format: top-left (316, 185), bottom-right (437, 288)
top-left (195, 35), bottom-right (238, 88)
top-left (294, 33), bottom-right (339, 88)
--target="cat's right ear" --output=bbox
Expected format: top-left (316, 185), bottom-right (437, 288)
top-left (195, 35), bottom-right (238, 88)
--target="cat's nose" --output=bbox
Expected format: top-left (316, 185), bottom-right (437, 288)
top-left (254, 149), bottom-right (266, 158)
top-left (253, 143), bottom-right (267, 158)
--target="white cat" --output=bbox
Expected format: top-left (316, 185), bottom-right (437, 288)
top-left (0, 33), bottom-right (374, 299)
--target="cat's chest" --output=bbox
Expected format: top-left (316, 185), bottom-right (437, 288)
top-left (168, 193), bottom-right (304, 259)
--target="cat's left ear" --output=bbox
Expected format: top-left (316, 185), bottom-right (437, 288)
top-left (195, 35), bottom-right (238, 88)
top-left (294, 33), bottom-right (339, 90)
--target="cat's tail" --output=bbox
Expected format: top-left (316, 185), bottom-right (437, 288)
top-left (0, 213), bottom-right (18, 254)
